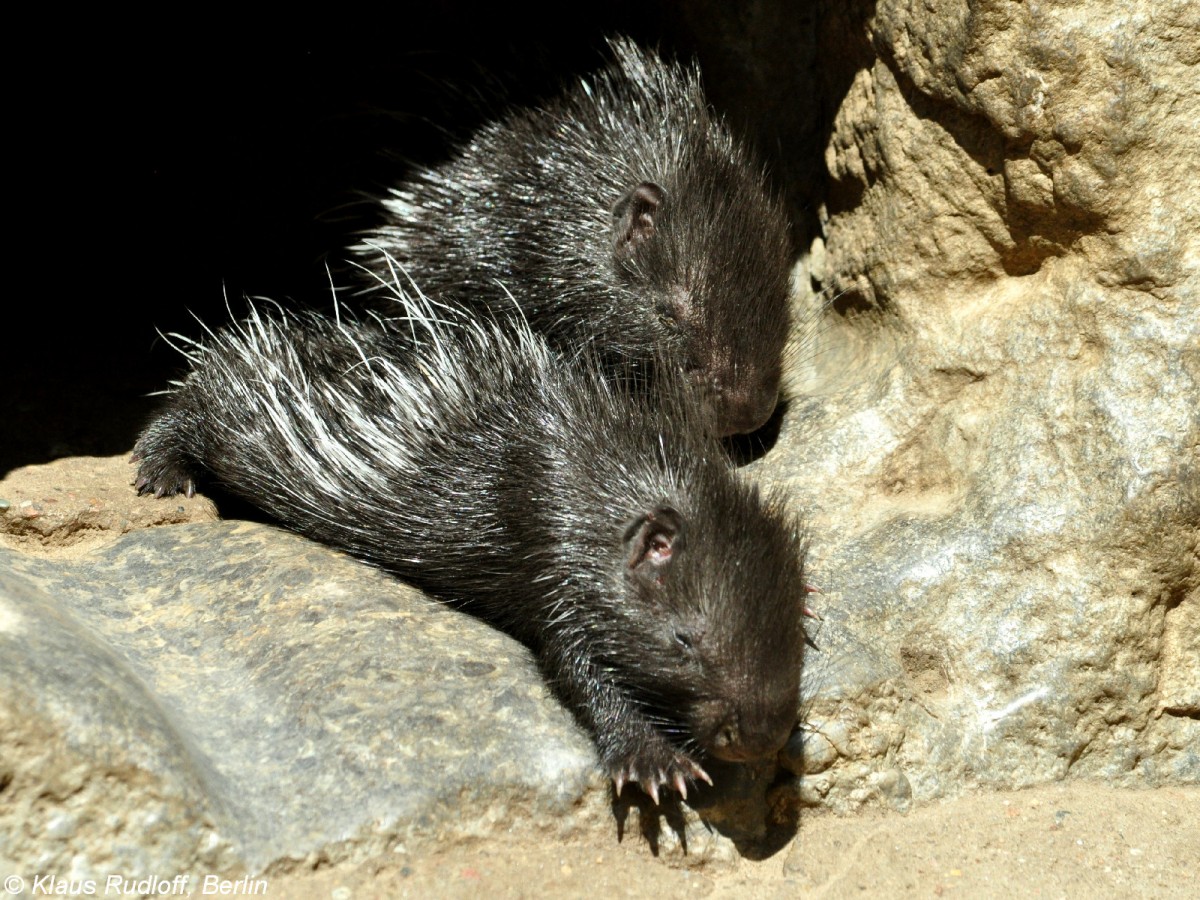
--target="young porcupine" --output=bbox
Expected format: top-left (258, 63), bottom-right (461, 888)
top-left (133, 290), bottom-right (808, 801)
top-left (354, 37), bottom-right (794, 437)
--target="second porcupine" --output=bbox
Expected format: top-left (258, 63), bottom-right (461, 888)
top-left (354, 37), bottom-right (794, 437)
top-left (133, 293), bottom-right (808, 801)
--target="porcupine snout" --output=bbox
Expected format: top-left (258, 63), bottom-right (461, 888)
top-left (692, 686), bottom-right (799, 764)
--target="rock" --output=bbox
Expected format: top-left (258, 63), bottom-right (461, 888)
top-left (0, 523), bottom-right (600, 877)
top-left (0, 456), bottom-right (217, 552)
top-left (761, 0), bottom-right (1199, 809)
top-left (816, 0), bottom-right (1199, 300)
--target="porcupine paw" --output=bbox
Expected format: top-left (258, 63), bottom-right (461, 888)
top-left (609, 741), bottom-right (712, 804)
top-left (130, 431), bottom-right (199, 499)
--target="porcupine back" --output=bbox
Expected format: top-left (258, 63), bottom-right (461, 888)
top-left (134, 291), bottom-right (807, 796)
top-left (354, 37), bottom-right (794, 437)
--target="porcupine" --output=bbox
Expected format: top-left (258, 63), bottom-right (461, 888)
top-left (132, 289), bottom-right (808, 801)
top-left (353, 37), bottom-right (794, 437)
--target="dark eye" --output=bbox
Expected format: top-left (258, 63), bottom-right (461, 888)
top-left (674, 629), bottom-right (693, 650)
top-left (658, 290), bottom-right (694, 332)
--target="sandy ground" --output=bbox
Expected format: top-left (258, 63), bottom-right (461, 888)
top-left (265, 783), bottom-right (1198, 899)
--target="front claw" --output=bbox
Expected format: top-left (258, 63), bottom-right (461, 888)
top-left (133, 466), bottom-right (196, 499)
top-left (611, 750), bottom-right (710, 804)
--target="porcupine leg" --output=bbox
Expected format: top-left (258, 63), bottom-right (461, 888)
top-left (545, 647), bottom-right (711, 804)
top-left (131, 406), bottom-right (204, 499)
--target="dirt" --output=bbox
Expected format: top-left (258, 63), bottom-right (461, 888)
top-left (267, 783), bottom-right (1198, 899)
top-left (0, 456), bottom-right (217, 557)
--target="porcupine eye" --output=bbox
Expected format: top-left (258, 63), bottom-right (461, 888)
top-left (670, 625), bottom-right (706, 671)
top-left (658, 301), bottom-right (684, 332)
top-left (673, 627), bottom-right (701, 657)
top-left (658, 277), bottom-right (696, 338)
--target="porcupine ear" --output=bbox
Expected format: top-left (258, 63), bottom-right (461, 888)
top-left (624, 506), bottom-right (684, 585)
top-left (612, 182), bottom-right (665, 260)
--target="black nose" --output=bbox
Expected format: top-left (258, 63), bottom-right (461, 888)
top-left (708, 714), bottom-right (792, 763)
top-left (687, 369), bottom-right (779, 437)
top-left (716, 388), bottom-right (778, 437)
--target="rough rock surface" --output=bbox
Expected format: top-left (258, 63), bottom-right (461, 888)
top-left (0, 519), bottom-right (604, 877)
top-left (762, 0), bottom-right (1199, 809)
top-left (0, 456), bottom-right (217, 552)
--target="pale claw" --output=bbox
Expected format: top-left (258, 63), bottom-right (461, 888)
top-left (801, 583), bottom-right (823, 620)
top-left (672, 772), bottom-right (688, 800)
top-left (612, 752), bottom-right (709, 803)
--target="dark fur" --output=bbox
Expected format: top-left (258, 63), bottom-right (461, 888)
top-left (134, 300), bottom-right (807, 798)
top-left (356, 38), bottom-right (794, 436)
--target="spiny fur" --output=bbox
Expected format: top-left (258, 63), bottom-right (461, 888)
top-left (354, 37), bottom-right (794, 436)
top-left (133, 285), bottom-right (807, 799)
